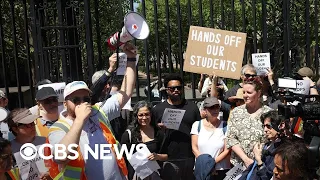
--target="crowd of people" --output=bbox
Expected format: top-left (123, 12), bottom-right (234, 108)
top-left (0, 42), bottom-right (319, 180)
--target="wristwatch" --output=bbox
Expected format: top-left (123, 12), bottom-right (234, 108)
top-left (311, 85), bottom-right (317, 89)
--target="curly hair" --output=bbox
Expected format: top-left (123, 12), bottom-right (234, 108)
top-left (163, 73), bottom-right (183, 88)
top-left (127, 101), bottom-right (158, 144)
top-left (243, 76), bottom-right (263, 91)
top-left (0, 133), bottom-right (10, 155)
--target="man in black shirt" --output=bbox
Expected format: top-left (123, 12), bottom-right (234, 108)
top-left (152, 74), bottom-right (201, 180)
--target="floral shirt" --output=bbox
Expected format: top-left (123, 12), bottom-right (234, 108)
top-left (226, 104), bottom-right (272, 165)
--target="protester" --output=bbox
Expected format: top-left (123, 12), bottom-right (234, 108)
top-left (260, 69), bottom-right (281, 109)
top-left (7, 108), bottom-right (51, 180)
top-left (226, 76), bottom-right (272, 167)
top-left (294, 67), bottom-right (318, 95)
top-left (121, 101), bottom-right (167, 180)
top-left (0, 90), bottom-right (8, 109)
top-left (227, 88), bottom-right (245, 109)
top-left (152, 73), bottom-right (201, 180)
top-left (0, 90), bottom-right (14, 141)
top-left (46, 43), bottom-right (137, 179)
top-left (191, 97), bottom-right (231, 180)
top-left (0, 135), bottom-right (19, 180)
top-left (224, 64), bottom-right (257, 105)
top-left (240, 110), bottom-right (287, 180)
top-left (273, 141), bottom-right (309, 180)
top-left (200, 75), bottom-right (228, 97)
top-left (34, 87), bottom-right (59, 137)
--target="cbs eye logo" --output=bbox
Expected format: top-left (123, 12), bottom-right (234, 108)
top-left (20, 143), bottom-right (38, 160)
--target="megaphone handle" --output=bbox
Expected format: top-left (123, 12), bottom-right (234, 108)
top-left (116, 30), bottom-right (122, 70)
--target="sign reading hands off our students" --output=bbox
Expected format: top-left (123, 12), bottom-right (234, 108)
top-left (184, 26), bottom-right (247, 79)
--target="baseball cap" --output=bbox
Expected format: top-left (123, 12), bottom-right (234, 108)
top-left (12, 109), bottom-right (40, 124)
top-left (36, 87), bottom-right (58, 101)
top-left (64, 81), bottom-right (92, 99)
top-left (0, 90), bottom-right (6, 98)
top-left (203, 97), bottom-right (220, 108)
top-left (297, 67), bottom-right (313, 77)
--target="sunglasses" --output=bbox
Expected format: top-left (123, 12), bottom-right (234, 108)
top-left (167, 86), bottom-right (183, 91)
top-left (66, 96), bottom-right (91, 104)
top-left (262, 123), bottom-right (273, 129)
top-left (42, 97), bottom-right (58, 104)
top-left (17, 122), bottom-right (36, 128)
top-left (137, 113), bottom-right (151, 118)
top-left (244, 73), bottom-right (257, 79)
top-left (0, 153), bottom-right (12, 160)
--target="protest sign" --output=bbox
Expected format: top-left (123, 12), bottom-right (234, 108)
top-left (184, 26), bottom-right (247, 79)
top-left (116, 53), bottom-right (127, 75)
top-left (14, 150), bottom-right (47, 180)
top-left (252, 53), bottom-right (271, 75)
top-left (161, 108), bottom-right (186, 130)
top-left (278, 78), bottom-right (297, 89)
top-left (293, 80), bottom-right (310, 95)
top-left (224, 164), bottom-right (245, 180)
top-left (38, 82), bottom-right (66, 102)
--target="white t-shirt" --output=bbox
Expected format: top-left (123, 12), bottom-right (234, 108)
top-left (190, 120), bottom-right (229, 170)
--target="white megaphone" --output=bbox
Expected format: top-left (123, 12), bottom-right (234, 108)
top-left (107, 12), bottom-right (150, 50)
top-left (0, 107), bottom-right (8, 122)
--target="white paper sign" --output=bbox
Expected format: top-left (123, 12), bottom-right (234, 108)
top-left (278, 78), bottom-right (297, 89)
top-left (122, 98), bottom-right (132, 110)
top-left (252, 53), bottom-right (271, 75)
top-left (224, 164), bottom-right (245, 180)
top-left (161, 108), bottom-right (186, 130)
top-left (116, 53), bottom-right (127, 75)
top-left (0, 122), bottom-right (14, 141)
top-left (14, 149), bottom-right (47, 180)
top-left (128, 145), bottom-right (160, 179)
top-left (293, 80), bottom-right (310, 95)
top-left (38, 82), bottom-right (66, 102)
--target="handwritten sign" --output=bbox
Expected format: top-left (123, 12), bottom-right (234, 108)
top-left (184, 26), bottom-right (247, 79)
top-left (252, 53), bottom-right (271, 75)
top-left (116, 53), bottom-right (127, 75)
top-left (224, 164), bottom-right (245, 180)
top-left (161, 108), bottom-right (186, 130)
top-left (128, 145), bottom-right (160, 179)
top-left (293, 80), bottom-right (310, 95)
top-left (38, 82), bottom-right (66, 102)
top-left (14, 149), bottom-right (47, 180)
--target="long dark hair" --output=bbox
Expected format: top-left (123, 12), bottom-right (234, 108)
top-left (127, 101), bottom-right (157, 144)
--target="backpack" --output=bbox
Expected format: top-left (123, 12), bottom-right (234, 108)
top-left (197, 120), bottom-right (227, 134)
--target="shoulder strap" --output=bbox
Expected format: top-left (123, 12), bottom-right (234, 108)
top-left (126, 129), bottom-right (131, 143)
top-left (49, 119), bottom-right (71, 133)
top-left (197, 120), bottom-right (202, 134)
top-left (222, 121), bottom-right (227, 135)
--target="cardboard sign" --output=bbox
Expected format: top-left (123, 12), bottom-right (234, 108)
top-left (293, 80), bottom-right (310, 95)
top-left (38, 82), bottom-right (66, 102)
top-left (252, 53), bottom-right (271, 75)
top-left (184, 26), bottom-right (247, 79)
top-left (116, 53), bottom-right (127, 75)
top-left (161, 108), bottom-right (186, 130)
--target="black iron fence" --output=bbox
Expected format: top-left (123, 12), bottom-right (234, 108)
top-left (0, 0), bottom-right (319, 109)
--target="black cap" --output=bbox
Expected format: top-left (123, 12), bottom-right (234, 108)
top-left (36, 87), bottom-right (58, 101)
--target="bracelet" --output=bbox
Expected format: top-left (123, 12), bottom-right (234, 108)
top-left (311, 85), bottom-right (317, 89)
top-left (127, 58), bottom-right (136, 62)
top-left (105, 70), bottom-right (112, 77)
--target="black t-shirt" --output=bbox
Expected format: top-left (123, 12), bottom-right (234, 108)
top-left (121, 129), bottom-right (167, 180)
top-left (152, 99), bottom-right (201, 160)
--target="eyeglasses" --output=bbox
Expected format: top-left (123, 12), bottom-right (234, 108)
top-left (17, 122), bottom-right (36, 128)
top-left (42, 97), bottom-right (58, 104)
top-left (66, 96), bottom-right (91, 104)
top-left (167, 86), bottom-right (183, 92)
top-left (137, 113), bottom-right (151, 118)
top-left (262, 123), bottom-right (273, 129)
top-left (244, 73), bottom-right (257, 79)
